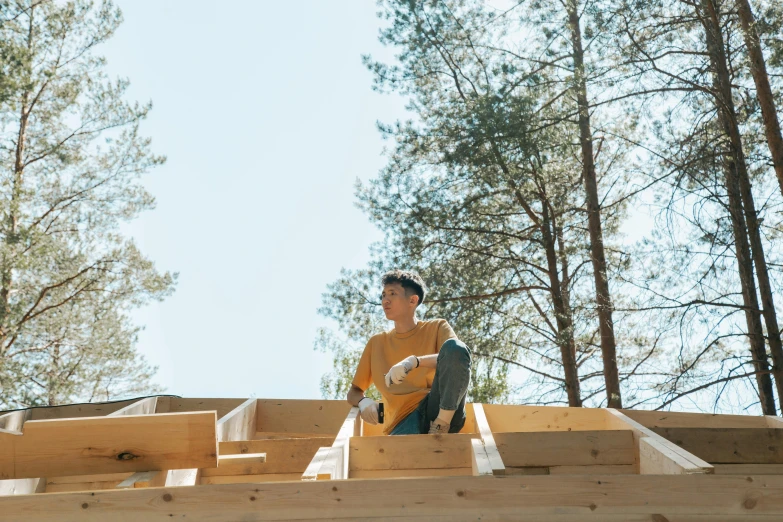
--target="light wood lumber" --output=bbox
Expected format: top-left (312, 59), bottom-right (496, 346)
top-left (713, 464), bottom-right (783, 475)
top-left (652, 427), bottom-right (783, 464)
top-left (201, 453), bottom-right (267, 477)
top-left (349, 468), bottom-right (472, 478)
top-left (301, 447), bottom-right (333, 481)
top-left (471, 404), bottom-right (505, 475)
top-left (767, 416), bottom-right (783, 429)
top-left (217, 398), bottom-right (258, 442)
top-left (470, 438), bottom-right (493, 476)
top-left (0, 411), bottom-right (218, 480)
top-left (159, 398), bottom-right (246, 418)
top-left (349, 433), bottom-right (475, 470)
top-left (3, 474), bottom-right (783, 520)
top-left (108, 397), bottom-right (158, 417)
top-left (482, 404), bottom-right (615, 432)
top-left (606, 409), bottom-right (713, 475)
top-left (26, 398), bottom-right (145, 421)
top-left (621, 409), bottom-right (769, 429)
top-left (257, 399), bottom-right (352, 437)
top-left (116, 470), bottom-right (165, 489)
top-left (548, 464), bottom-right (635, 475)
top-left (494, 430), bottom-right (634, 467)
top-left (46, 473), bottom-right (131, 485)
top-left (200, 473), bottom-right (304, 485)
top-left (219, 438), bottom-right (332, 474)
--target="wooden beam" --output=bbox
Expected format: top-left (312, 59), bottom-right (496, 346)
top-left (27, 398), bottom-right (155, 421)
top-left (217, 398), bottom-right (257, 442)
top-left (606, 409), bottom-right (713, 474)
top-left (2, 474), bottom-right (783, 520)
top-left (482, 404), bottom-right (613, 432)
top-left (349, 433), bottom-right (476, 471)
top-left (470, 438), bottom-right (493, 476)
top-left (201, 453), bottom-right (267, 477)
top-left (302, 407), bottom-right (359, 480)
top-left (471, 404), bottom-right (505, 475)
top-left (621, 408), bottom-right (769, 429)
top-left (767, 415), bottom-right (783, 429)
top-left (0, 411), bottom-right (42, 495)
top-left (0, 411), bottom-right (217, 480)
top-left (108, 397), bottom-right (158, 417)
top-left (158, 398), bottom-right (247, 419)
top-left (116, 471), bottom-right (165, 489)
top-left (651, 427), bottom-right (783, 464)
top-left (494, 430), bottom-right (635, 467)
top-left (218, 437), bottom-right (333, 474)
top-left (257, 399), bottom-right (352, 437)
top-left (713, 463), bottom-right (783, 475)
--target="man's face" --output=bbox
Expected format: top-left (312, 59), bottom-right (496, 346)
top-left (381, 282), bottom-right (417, 321)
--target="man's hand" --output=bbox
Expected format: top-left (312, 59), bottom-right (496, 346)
top-left (385, 355), bottom-right (419, 387)
top-left (358, 397), bottom-right (379, 425)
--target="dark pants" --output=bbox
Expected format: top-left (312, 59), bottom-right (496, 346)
top-left (390, 338), bottom-right (472, 435)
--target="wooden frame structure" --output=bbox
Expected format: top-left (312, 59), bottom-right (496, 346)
top-left (1, 396), bottom-right (783, 520)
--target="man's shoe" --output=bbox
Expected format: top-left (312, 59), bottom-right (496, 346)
top-left (428, 417), bottom-right (450, 434)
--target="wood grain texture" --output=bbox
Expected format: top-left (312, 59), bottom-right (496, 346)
top-left (349, 433), bottom-right (476, 471)
top-left (621, 409), bottom-right (769, 429)
top-left (653, 428), bottom-right (783, 464)
top-left (256, 399), bottom-right (352, 436)
top-left (217, 398), bottom-right (258, 442)
top-left (472, 404), bottom-right (505, 475)
top-left (494, 430), bottom-right (635, 467)
top-left (2, 474), bottom-right (783, 520)
top-left (482, 404), bottom-right (614, 433)
top-left (0, 412), bottom-right (218, 480)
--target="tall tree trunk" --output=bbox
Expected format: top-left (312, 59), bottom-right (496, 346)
top-left (566, 0), bottom-right (622, 408)
top-left (0, 8), bottom-right (34, 354)
top-left (735, 0), bottom-right (783, 197)
top-left (540, 191), bottom-right (582, 406)
top-left (701, 0), bottom-right (778, 414)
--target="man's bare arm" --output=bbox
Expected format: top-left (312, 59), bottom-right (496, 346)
top-left (417, 354), bottom-right (438, 369)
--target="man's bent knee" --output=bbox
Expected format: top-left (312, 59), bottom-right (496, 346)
top-left (439, 338), bottom-right (471, 362)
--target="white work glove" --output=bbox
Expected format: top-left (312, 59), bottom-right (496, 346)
top-left (358, 397), bottom-right (379, 425)
top-left (385, 355), bottom-right (419, 387)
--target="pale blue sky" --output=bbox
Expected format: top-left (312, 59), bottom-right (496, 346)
top-left (103, 1), bottom-right (404, 399)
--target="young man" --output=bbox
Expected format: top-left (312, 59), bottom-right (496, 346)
top-left (347, 270), bottom-right (472, 435)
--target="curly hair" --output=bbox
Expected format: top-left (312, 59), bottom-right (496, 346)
top-left (381, 269), bottom-right (427, 307)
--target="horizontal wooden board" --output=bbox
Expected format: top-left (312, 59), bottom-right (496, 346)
top-left (28, 399), bottom-right (143, 421)
top-left (201, 454), bottom-right (267, 477)
top-left (256, 399), bottom-right (351, 436)
top-left (156, 398), bottom-right (246, 419)
top-left (200, 473), bottom-right (304, 485)
top-left (653, 428), bottom-right (783, 464)
top-left (505, 465), bottom-right (634, 476)
top-left (713, 464), bottom-right (783, 475)
top-left (46, 473), bottom-right (132, 485)
top-left (0, 412), bottom-right (217, 480)
top-left (3, 474), bottom-right (783, 520)
top-left (219, 438), bottom-right (333, 474)
top-left (349, 434), bottom-right (477, 470)
top-left (349, 468), bottom-right (472, 479)
top-left (494, 430), bottom-right (635, 467)
top-left (621, 409), bottom-right (769, 429)
top-left (483, 404), bottom-right (616, 433)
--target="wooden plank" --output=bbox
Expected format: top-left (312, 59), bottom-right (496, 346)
top-left (482, 404), bottom-right (615, 432)
top-left (350, 468), bottom-right (472, 478)
top-left (470, 438), bottom-right (493, 476)
top-left (107, 397), bottom-right (158, 417)
top-left (219, 438), bottom-right (332, 474)
top-left (217, 398), bottom-right (258, 442)
top-left (349, 433), bottom-right (475, 471)
top-left (116, 471), bottom-right (165, 489)
top-left (161, 398), bottom-right (246, 419)
top-left (302, 408), bottom-right (359, 481)
top-left (652, 427), bottom-right (783, 464)
top-left (471, 404), bottom-right (505, 475)
top-left (201, 453), bottom-right (267, 477)
top-left (26, 398), bottom-right (146, 421)
top-left (3, 474), bottom-right (783, 520)
top-left (549, 464), bottom-right (635, 475)
top-left (46, 473), bottom-right (131, 485)
top-left (201, 473), bottom-right (304, 485)
top-left (301, 447), bottom-right (333, 481)
top-left (0, 411), bottom-right (217, 480)
top-left (713, 464), bottom-right (783, 475)
top-left (621, 409), bottom-right (769, 429)
top-left (767, 416), bottom-right (783, 429)
top-left (257, 399), bottom-right (352, 436)
top-left (606, 409), bottom-right (713, 475)
top-left (494, 430), bottom-right (635, 467)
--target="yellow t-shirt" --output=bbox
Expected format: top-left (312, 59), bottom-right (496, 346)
top-left (351, 319), bottom-right (457, 434)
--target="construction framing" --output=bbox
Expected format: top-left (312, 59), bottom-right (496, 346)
top-left (1, 396), bottom-right (782, 520)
